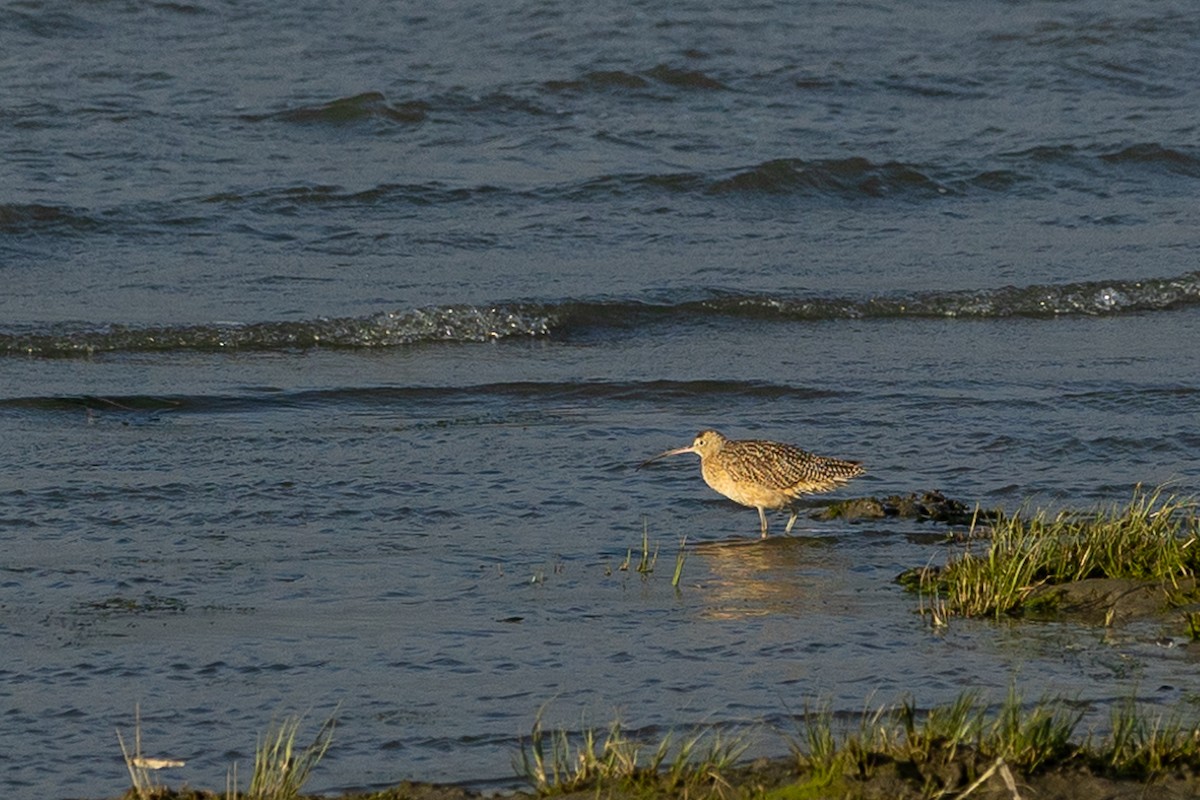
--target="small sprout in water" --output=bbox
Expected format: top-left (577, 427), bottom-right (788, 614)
top-left (671, 536), bottom-right (687, 588)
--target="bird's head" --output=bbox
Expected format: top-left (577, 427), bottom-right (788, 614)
top-left (638, 429), bottom-right (727, 468)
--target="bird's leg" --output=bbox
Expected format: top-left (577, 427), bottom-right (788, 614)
top-left (784, 508), bottom-right (799, 535)
top-left (757, 506), bottom-right (769, 538)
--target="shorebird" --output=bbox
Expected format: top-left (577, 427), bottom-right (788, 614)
top-left (639, 429), bottom-right (865, 537)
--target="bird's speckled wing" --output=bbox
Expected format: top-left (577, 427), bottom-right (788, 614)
top-left (720, 439), bottom-right (864, 495)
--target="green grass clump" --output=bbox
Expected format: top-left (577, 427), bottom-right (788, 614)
top-left (245, 713), bottom-right (336, 800)
top-left (913, 485), bottom-right (1199, 620)
top-left (620, 522), bottom-right (660, 575)
top-left (1106, 697), bottom-right (1200, 777)
top-left (984, 685), bottom-right (1080, 772)
top-left (776, 690), bottom-right (1200, 799)
top-left (117, 708), bottom-right (335, 800)
top-left (515, 707), bottom-right (745, 797)
top-left (614, 523), bottom-right (688, 588)
top-left (786, 689), bottom-right (1077, 787)
top-left (517, 689), bottom-right (1200, 798)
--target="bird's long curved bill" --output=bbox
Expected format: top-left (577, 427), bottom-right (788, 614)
top-left (637, 445), bottom-right (696, 470)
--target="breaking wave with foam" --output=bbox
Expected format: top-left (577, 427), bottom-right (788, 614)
top-left (2, 272), bottom-right (1196, 358)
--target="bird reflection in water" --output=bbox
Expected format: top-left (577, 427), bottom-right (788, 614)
top-left (690, 535), bottom-right (846, 621)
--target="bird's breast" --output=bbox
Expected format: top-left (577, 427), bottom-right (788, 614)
top-left (700, 459), bottom-right (792, 510)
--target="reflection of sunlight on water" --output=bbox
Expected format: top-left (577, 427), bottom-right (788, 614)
top-left (691, 535), bottom-right (844, 621)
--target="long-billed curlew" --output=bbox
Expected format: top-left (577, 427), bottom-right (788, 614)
top-left (639, 429), bottom-right (865, 537)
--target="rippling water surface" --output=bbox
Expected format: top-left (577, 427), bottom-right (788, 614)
top-left (3, 0), bottom-right (1200, 796)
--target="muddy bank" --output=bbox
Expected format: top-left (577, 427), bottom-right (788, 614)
top-left (1024, 575), bottom-right (1200, 626)
top-left (898, 568), bottom-right (1200, 628)
top-left (524, 757), bottom-right (1200, 800)
top-left (130, 750), bottom-right (1200, 800)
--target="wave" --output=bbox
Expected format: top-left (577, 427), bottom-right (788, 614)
top-left (0, 306), bottom-right (553, 358)
top-left (3, 272), bottom-right (1197, 358)
top-left (197, 181), bottom-right (512, 213)
top-left (246, 67), bottom-right (726, 125)
top-left (0, 380), bottom-right (831, 415)
top-left (241, 92), bottom-right (430, 125)
top-left (241, 89), bottom-right (549, 128)
top-left (544, 64), bottom-right (724, 93)
top-left (6, 159), bottom-right (940, 238)
top-left (1002, 142), bottom-right (1200, 174)
top-left (0, 202), bottom-right (99, 234)
top-left (680, 271), bottom-right (1200, 320)
top-left (544, 70), bottom-right (651, 92)
top-left (6, 141), bottom-right (1197, 237)
top-left (705, 157), bottom-right (945, 197)
top-left (1099, 143), bottom-right (1200, 176)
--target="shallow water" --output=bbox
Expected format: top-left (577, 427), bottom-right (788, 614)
top-left (3, 0), bottom-right (1200, 797)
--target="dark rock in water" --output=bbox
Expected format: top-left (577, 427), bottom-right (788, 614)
top-left (881, 490), bottom-right (973, 523)
top-left (816, 490), bottom-right (984, 525)
top-left (816, 497), bottom-right (888, 520)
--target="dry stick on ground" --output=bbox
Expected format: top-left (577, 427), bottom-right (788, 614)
top-left (952, 757), bottom-right (1023, 800)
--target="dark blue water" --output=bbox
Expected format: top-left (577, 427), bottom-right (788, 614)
top-left (3, 1), bottom-right (1200, 797)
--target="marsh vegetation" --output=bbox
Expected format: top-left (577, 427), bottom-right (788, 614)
top-left (902, 486), bottom-right (1200, 625)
